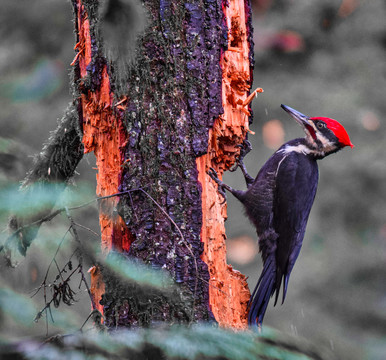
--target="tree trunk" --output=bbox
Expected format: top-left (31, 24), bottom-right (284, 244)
top-left (72, 0), bottom-right (255, 329)
top-left (6, 0), bottom-right (255, 329)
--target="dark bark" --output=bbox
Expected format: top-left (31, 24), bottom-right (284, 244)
top-left (96, 0), bottom-right (228, 325)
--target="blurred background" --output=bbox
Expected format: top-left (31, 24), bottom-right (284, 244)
top-left (0, 0), bottom-right (99, 340)
top-left (225, 1), bottom-right (386, 359)
top-left (0, 0), bottom-right (385, 359)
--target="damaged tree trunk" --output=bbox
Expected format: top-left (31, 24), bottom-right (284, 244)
top-left (74, 0), bottom-right (256, 328)
top-left (10, 0), bottom-right (257, 329)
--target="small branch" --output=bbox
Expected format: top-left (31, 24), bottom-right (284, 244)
top-left (71, 222), bottom-right (99, 237)
top-left (79, 309), bottom-right (105, 332)
top-left (54, 259), bottom-right (65, 283)
top-left (34, 263), bottom-right (81, 323)
top-left (65, 207), bottom-right (83, 266)
top-left (30, 227), bottom-right (72, 298)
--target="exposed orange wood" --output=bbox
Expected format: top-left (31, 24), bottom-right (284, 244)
top-left (73, 0), bottom-right (133, 315)
top-left (198, 0), bottom-right (258, 329)
top-left (73, 5), bottom-right (91, 78)
top-left (81, 65), bottom-right (131, 253)
top-left (243, 87), bottom-right (263, 106)
top-left (88, 265), bottom-right (105, 315)
top-left (74, 1), bottom-right (131, 254)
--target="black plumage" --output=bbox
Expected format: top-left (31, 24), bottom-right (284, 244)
top-left (208, 104), bottom-right (353, 327)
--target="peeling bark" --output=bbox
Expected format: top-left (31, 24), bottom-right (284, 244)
top-left (73, 1), bottom-right (133, 254)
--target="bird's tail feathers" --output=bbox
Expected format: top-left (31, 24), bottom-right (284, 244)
top-left (273, 270), bottom-right (289, 306)
top-left (282, 274), bottom-right (290, 303)
top-left (273, 271), bottom-right (283, 306)
top-left (248, 257), bottom-right (276, 327)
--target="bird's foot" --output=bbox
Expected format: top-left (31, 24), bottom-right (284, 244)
top-left (207, 167), bottom-right (227, 203)
top-left (207, 167), bottom-right (221, 184)
top-left (229, 140), bottom-right (252, 172)
top-left (238, 139), bottom-right (252, 160)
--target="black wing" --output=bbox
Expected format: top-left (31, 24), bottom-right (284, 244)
top-left (272, 152), bottom-right (318, 304)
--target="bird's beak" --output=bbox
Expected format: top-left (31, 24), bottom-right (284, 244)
top-left (281, 104), bottom-right (312, 129)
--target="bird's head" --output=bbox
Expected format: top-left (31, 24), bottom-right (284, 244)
top-left (281, 104), bottom-right (354, 157)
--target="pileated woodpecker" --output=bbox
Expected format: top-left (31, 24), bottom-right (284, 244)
top-left (208, 104), bottom-right (353, 328)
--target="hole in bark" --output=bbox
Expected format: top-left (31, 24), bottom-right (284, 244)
top-left (230, 16), bottom-right (243, 48)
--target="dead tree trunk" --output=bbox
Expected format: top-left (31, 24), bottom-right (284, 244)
top-left (7, 0), bottom-right (257, 329)
top-left (73, 0), bottom-right (256, 328)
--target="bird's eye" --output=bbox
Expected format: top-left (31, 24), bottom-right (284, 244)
top-left (317, 122), bottom-right (325, 129)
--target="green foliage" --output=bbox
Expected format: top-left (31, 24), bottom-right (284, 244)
top-left (0, 181), bottom-right (95, 218)
top-left (0, 288), bottom-right (36, 327)
top-left (0, 261), bottom-right (331, 360)
top-left (0, 182), bottom-right (331, 359)
top-left (0, 180), bottom-right (96, 258)
top-left (0, 184), bottom-right (63, 218)
top-left (1, 324), bottom-right (328, 360)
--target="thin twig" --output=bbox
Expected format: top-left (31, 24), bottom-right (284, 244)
top-left (34, 263), bottom-right (81, 323)
top-left (65, 207), bottom-right (83, 267)
top-left (31, 227), bottom-right (72, 298)
top-left (28, 249), bottom-right (79, 297)
top-left (79, 264), bottom-right (97, 310)
top-left (79, 309), bottom-right (103, 332)
top-left (71, 222), bottom-right (99, 237)
top-left (54, 259), bottom-right (65, 283)
top-left (65, 208), bottom-right (97, 310)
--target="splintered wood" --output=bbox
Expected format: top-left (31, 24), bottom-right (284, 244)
top-left (74, 0), bottom-right (133, 315)
top-left (74, 1), bottom-right (131, 254)
top-left (197, 0), bottom-right (259, 328)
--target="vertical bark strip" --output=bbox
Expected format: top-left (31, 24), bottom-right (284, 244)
top-left (72, 0), bottom-right (134, 315)
top-left (197, 0), bottom-right (254, 328)
top-left (73, 1), bottom-right (132, 254)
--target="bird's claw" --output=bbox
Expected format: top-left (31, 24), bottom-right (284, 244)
top-left (207, 167), bottom-right (227, 203)
top-left (229, 162), bottom-right (238, 172)
top-left (207, 167), bottom-right (220, 183)
top-left (230, 140), bottom-right (252, 172)
top-left (237, 140), bottom-right (252, 159)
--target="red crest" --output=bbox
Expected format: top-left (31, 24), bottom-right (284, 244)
top-left (311, 117), bottom-right (354, 148)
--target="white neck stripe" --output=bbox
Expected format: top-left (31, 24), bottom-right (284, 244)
top-left (278, 144), bottom-right (325, 157)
